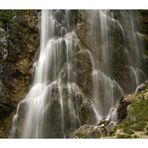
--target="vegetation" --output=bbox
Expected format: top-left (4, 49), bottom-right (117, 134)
top-left (0, 10), bottom-right (38, 138)
top-left (116, 87), bottom-right (148, 138)
top-left (0, 10), bottom-right (148, 138)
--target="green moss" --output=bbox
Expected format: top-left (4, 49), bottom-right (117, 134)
top-left (74, 132), bottom-right (89, 138)
top-left (72, 131), bottom-right (101, 138)
top-left (0, 112), bottom-right (14, 138)
top-left (0, 10), bottom-right (16, 23)
top-left (132, 122), bottom-right (146, 131)
top-left (119, 119), bottom-right (134, 134)
top-left (0, 10), bottom-right (38, 138)
top-left (116, 134), bottom-right (132, 138)
top-left (146, 126), bottom-right (148, 132)
top-left (117, 88), bottom-right (148, 137)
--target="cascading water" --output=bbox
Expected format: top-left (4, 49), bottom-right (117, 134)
top-left (87, 10), bottom-right (124, 123)
top-left (119, 11), bottom-right (146, 92)
top-left (10, 10), bottom-right (81, 138)
top-left (87, 10), bottom-right (146, 123)
top-left (10, 10), bottom-right (147, 138)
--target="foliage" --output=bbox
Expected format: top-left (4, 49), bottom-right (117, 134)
top-left (117, 88), bottom-right (148, 137)
top-left (0, 11), bottom-right (16, 23)
top-left (116, 134), bottom-right (132, 138)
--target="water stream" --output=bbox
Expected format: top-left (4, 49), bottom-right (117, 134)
top-left (10, 10), bottom-right (146, 138)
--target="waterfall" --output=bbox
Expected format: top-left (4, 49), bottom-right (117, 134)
top-left (10, 10), bottom-right (146, 138)
top-left (10, 10), bottom-right (81, 138)
top-left (87, 10), bottom-right (146, 123)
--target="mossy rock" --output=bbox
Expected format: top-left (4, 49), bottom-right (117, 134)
top-left (116, 134), bottom-right (132, 138)
top-left (0, 10), bottom-right (39, 138)
top-left (115, 82), bottom-right (148, 138)
top-left (0, 112), bottom-right (14, 138)
top-left (70, 124), bottom-right (102, 138)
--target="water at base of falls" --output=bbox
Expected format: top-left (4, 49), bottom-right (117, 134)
top-left (10, 10), bottom-right (147, 138)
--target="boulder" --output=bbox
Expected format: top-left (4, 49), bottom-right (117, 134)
top-left (70, 124), bottom-right (102, 138)
top-left (70, 121), bottom-right (117, 138)
top-left (135, 80), bottom-right (148, 93)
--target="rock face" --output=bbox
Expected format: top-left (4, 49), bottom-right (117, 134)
top-left (12, 62), bottom-right (96, 138)
top-left (70, 122), bottom-right (117, 138)
top-left (0, 10), bottom-right (148, 138)
top-left (76, 50), bottom-right (93, 98)
top-left (113, 80), bottom-right (148, 138)
top-left (71, 80), bottom-right (148, 138)
top-left (0, 10), bottom-right (39, 137)
top-left (117, 94), bottom-right (135, 121)
top-left (42, 82), bottom-right (95, 138)
top-left (0, 79), bottom-right (12, 130)
top-left (71, 124), bottom-right (104, 138)
top-left (138, 11), bottom-right (148, 75)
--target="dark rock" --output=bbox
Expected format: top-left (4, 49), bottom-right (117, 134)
top-left (14, 80), bottom-right (95, 138)
top-left (97, 118), bottom-right (111, 126)
top-left (70, 124), bottom-right (102, 138)
top-left (0, 81), bottom-right (12, 120)
top-left (0, 80), bottom-right (8, 104)
top-left (135, 80), bottom-right (148, 93)
top-left (76, 50), bottom-right (93, 98)
top-left (117, 99), bottom-right (130, 121)
top-left (0, 104), bottom-right (11, 118)
top-left (0, 63), bottom-right (13, 89)
top-left (70, 122), bottom-right (112, 138)
top-left (0, 10), bottom-right (39, 138)
top-left (106, 122), bottom-right (117, 134)
top-left (70, 118), bottom-right (117, 138)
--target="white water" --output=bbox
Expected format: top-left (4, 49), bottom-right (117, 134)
top-left (87, 10), bottom-right (146, 123)
top-left (10, 10), bottom-right (146, 138)
top-left (10, 10), bottom-right (80, 138)
top-left (119, 11), bottom-right (146, 91)
top-left (87, 10), bottom-right (124, 123)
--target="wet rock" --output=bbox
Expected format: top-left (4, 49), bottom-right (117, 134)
top-left (70, 121), bottom-right (113, 138)
top-left (97, 118), bottom-right (111, 126)
top-left (0, 80), bottom-right (12, 120)
top-left (114, 83), bottom-right (148, 138)
top-left (117, 95), bottom-right (132, 121)
top-left (42, 82), bottom-right (95, 137)
top-left (14, 79), bottom-right (95, 138)
top-left (0, 104), bottom-right (11, 118)
top-left (106, 122), bottom-right (117, 134)
top-left (0, 80), bottom-right (8, 104)
top-left (76, 50), bottom-right (93, 97)
top-left (70, 118), bottom-right (117, 138)
top-left (60, 27), bottom-right (67, 37)
top-left (80, 100), bottom-right (96, 125)
top-left (135, 80), bottom-right (148, 93)
top-left (75, 11), bottom-right (90, 50)
top-left (70, 124), bottom-right (102, 138)
top-left (0, 10), bottom-right (39, 138)
top-left (0, 28), bottom-right (8, 60)
top-left (0, 63), bottom-right (13, 89)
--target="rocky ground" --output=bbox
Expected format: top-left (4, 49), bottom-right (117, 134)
top-left (70, 81), bottom-right (148, 138)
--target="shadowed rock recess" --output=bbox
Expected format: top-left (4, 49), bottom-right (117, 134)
top-left (0, 10), bottom-right (148, 138)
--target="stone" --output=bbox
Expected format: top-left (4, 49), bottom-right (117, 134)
top-left (135, 80), bottom-right (148, 93)
top-left (0, 10), bottom-right (39, 138)
top-left (117, 96), bottom-right (132, 121)
top-left (70, 124), bottom-right (102, 138)
top-left (76, 50), bottom-right (93, 98)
